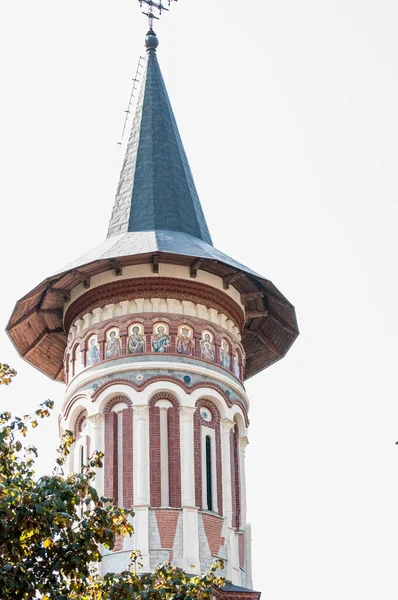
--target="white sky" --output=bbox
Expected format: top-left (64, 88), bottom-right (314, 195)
top-left (1, 0), bottom-right (398, 598)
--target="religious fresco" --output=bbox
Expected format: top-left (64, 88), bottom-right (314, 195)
top-left (74, 345), bottom-right (83, 375)
top-left (200, 331), bottom-right (215, 362)
top-left (127, 324), bottom-right (145, 354)
top-left (105, 329), bottom-right (121, 359)
top-left (233, 354), bottom-right (240, 379)
top-left (176, 325), bottom-right (194, 356)
top-left (87, 335), bottom-right (100, 366)
top-left (66, 319), bottom-right (245, 384)
top-left (220, 339), bottom-right (231, 370)
top-left (152, 323), bottom-right (170, 353)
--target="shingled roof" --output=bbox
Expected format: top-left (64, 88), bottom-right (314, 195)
top-left (6, 30), bottom-right (299, 382)
top-left (108, 33), bottom-right (212, 245)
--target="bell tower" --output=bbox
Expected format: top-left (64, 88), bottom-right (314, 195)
top-left (7, 18), bottom-right (298, 597)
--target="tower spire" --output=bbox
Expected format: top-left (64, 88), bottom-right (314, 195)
top-left (107, 27), bottom-right (213, 244)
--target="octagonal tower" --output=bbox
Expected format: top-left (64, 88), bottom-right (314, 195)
top-left (7, 28), bottom-right (298, 595)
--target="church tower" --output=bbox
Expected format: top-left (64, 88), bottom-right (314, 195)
top-left (7, 23), bottom-right (298, 596)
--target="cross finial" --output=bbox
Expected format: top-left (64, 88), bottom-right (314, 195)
top-left (138, 0), bottom-right (178, 30)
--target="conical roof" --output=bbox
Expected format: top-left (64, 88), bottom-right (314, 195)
top-left (6, 30), bottom-right (299, 382)
top-left (108, 34), bottom-right (212, 245)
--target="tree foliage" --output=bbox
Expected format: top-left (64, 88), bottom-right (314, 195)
top-left (0, 364), bottom-right (223, 599)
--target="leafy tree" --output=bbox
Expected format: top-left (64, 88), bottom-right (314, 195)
top-left (0, 364), bottom-right (223, 599)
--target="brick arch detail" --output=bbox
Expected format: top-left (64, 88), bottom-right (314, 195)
top-left (149, 392), bottom-right (180, 408)
top-left (104, 395), bottom-right (133, 413)
top-left (194, 399), bottom-right (223, 516)
top-left (74, 409), bottom-right (88, 439)
top-left (90, 377), bottom-right (249, 427)
top-left (148, 392), bottom-right (181, 509)
top-left (64, 394), bottom-right (90, 420)
top-left (104, 395), bottom-right (133, 508)
top-left (81, 327), bottom-right (103, 344)
top-left (103, 321), bottom-right (127, 335)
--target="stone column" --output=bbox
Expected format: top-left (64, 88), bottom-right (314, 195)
top-left (180, 406), bottom-right (200, 573)
top-left (86, 413), bottom-right (105, 497)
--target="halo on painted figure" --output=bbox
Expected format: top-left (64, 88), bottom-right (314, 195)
top-left (152, 322), bottom-right (171, 353)
top-left (176, 324), bottom-right (194, 356)
top-left (220, 338), bottom-right (231, 371)
top-left (105, 328), bottom-right (121, 359)
top-left (86, 334), bottom-right (101, 366)
top-left (128, 323), bottom-right (146, 354)
top-left (200, 330), bottom-right (215, 362)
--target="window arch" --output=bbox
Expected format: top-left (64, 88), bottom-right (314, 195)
top-left (149, 393), bottom-right (181, 508)
top-left (104, 396), bottom-right (133, 507)
top-left (73, 409), bottom-right (90, 474)
top-left (194, 400), bottom-right (223, 515)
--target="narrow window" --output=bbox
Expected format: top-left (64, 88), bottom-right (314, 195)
top-left (206, 435), bottom-right (213, 511)
top-left (80, 445), bottom-right (84, 472)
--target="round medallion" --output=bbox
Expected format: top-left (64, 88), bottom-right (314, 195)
top-left (136, 374), bottom-right (144, 382)
top-left (201, 409), bottom-right (212, 422)
top-left (183, 375), bottom-right (191, 384)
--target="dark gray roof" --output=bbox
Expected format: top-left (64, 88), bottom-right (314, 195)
top-left (107, 42), bottom-right (212, 245)
top-left (221, 583), bottom-right (259, 593)
top-left (61, 229), bottom-right (262, 279)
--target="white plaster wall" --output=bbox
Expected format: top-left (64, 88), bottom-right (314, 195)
top-left (63, 359), bottom-right (249, 413)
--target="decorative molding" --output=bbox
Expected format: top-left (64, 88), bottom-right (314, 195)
top-left (221, 418), bottom-right (235, 435)
top-left (64, 278), bottom-right (244, 333)
top-left (88, 376), bottom-right (249, 426)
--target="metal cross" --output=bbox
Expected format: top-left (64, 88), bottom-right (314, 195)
top-left (138, 0), bottom-right (178, 29)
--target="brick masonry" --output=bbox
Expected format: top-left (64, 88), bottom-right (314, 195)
top-left (230, 423), bottom-right (241, 529)
top-left (202, 513), bottom-right (224, 557)
top-left (194, 400), bottom-right (223, 515)
top-left (149, 393), bottom-right (181, 508)
top-left (104, 396), bottom-right (133, 506)
top-left (155, 509), bottom-right (180, 556)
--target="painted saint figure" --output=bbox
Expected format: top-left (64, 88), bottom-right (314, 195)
top-left (128, 326), bottom-right (145, 354)
top-left (106, 330), bottom-right (121, 359)
top-left (176, 327), bottom-right (194, 356)
top-left (233, 354), bottom-right (240, 379)
top-left (220, 340), bottom-right (231, 370)
top-left (87, 337), bottom-right (100, 366)
top-left (152, 325), bottom-right (170, 353)
top-left (200, 333), bottom-right (215, 362)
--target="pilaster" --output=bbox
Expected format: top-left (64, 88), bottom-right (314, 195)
top-left (180, 406), bottom-right (200, 572)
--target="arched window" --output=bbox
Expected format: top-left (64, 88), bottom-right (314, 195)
top-left (104, 396), bottom-right (133, 507)
top-left (194, 400), bottom-right (223, 515)
top-left (205, 435), bottom-right (213, 511)
top-left (74, 409), bottom-right (90, 473)
top-left (149, 393), bottom-right (181, 508)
